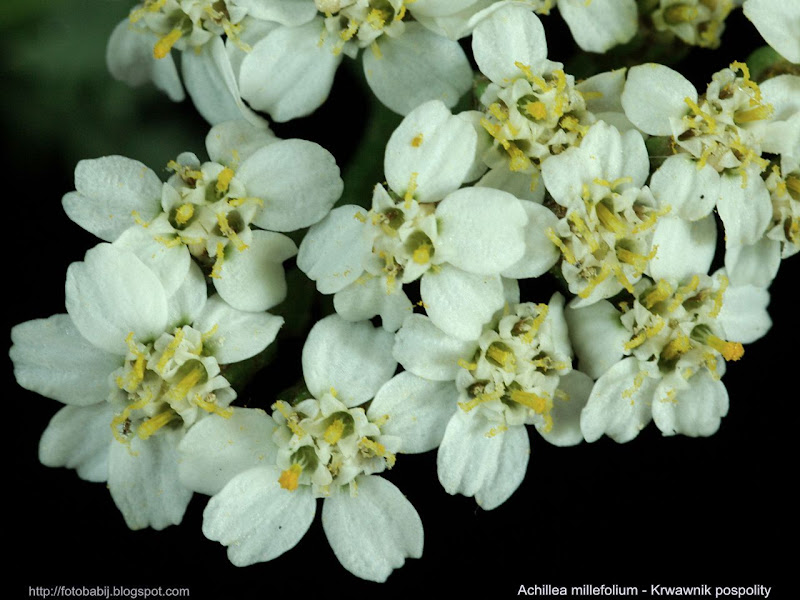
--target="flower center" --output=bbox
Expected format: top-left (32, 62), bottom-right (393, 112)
top-left (109, 326), bottom-right (233, 446)
top-left (456, 303), bottom-right (568, 432)
top-left (272, 392), bottom-right (397, 496)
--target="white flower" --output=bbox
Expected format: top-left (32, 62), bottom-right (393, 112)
top-left (379, 291), bottom-right (593, 509)
top-left (63, 120), bottom-right (343, 312)
top-left (743, 0), bottom-right (800, 63)
top-left (624, 63), bottom-right (800, 287)
top-left (234, 0), bottom-right (473, 121)
top-left (10, 243), bottom-right (284, 529)
top-left (649, 0), bottom-right (734, 49)
top-left (541, 120), bottom-right (668, 307)
top-left (566, 269), bottom-right (771, 442)
top-left (106, 0), bottom-right (296, 124)
top-left (764, 157), bottom-right (800, 260)
top-left (178, 315), bottom-right (423, 582)
top-left (298, 100), bottom-right (531, 340)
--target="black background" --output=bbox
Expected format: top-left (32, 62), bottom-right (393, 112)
top-left (4, 3), bottom-right (794, 598)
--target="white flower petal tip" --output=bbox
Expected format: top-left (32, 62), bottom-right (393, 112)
top-left (322, 476), bottom-right (423, 582)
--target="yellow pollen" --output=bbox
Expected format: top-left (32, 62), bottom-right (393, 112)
top-left (632, 204), bottom-right (671, 235)
top-left (216, 213), bottom-right (249, 252)
top-left (507, 145), bottom-right (531, 172)
top-left (156, 328), bottom-right (185, 372)
top-left (129, 0), bottom-right (167, 23)
top-left (340, 19), bottom-right (358, 41)
top-left (457, 358), bottom-right (477, 371)
top-left (509, 389), bottom-right (549, 414)
top-left (366, 8), bottom-right (387, 29)
top-left (546, 228), bottom-right (575, 264)
top-left (485, 425), bottom-right (509, 438)
top-left (193, 394), bottom-right (233, 418)
top-left (734, 104), bottom-right (774, 124)
top-left (154, 28), bottom-right (182, 59)
top-left (668, 275), bottom-right (701, 312)
top-left (458, 389), bottom-right (503, 412)
top-left (525, 101), bottom-right (548, 120)
top-left (488, 102), bottom-right (509, 122)
top-left (710, 275), bottom-right (728, 317)
top-left (568, 212), bottom-right (599, 252)
top-left (486, 345), bottom-right (516, 371)
top-left (216, 167), bottom-right (235, 194)
top-left (131, 210), bottom-right (150, 228)
top-left (662, 333), bottom-right (692, 361)
top-left (730, 61), bottom-right (763, 105)
top-left (622, 370), bottom-right (648, 400)
top-left (411, 133), bottom-right (423, 147)
top-left (175, 203), bottom-right (194, 225)
top-left (612, 264), bottom-right (636, 294)
top-left (210, 242), bottom-right (226, 279)
top-left (404, 172), bottom-right (418, 207)
top-left (359, 437), bottom-right (396, 468)
top-left (643, 280), bottom-right (673, 309)
top-left (166, 363), bottom-right (206, 403)
top-left (279, 464), bottom-right (303, 491)
top-left (324, 419), bottom-right (345, 444)
top-left (707, 335), bottom-right (744, 361)
top-left (664, 4), bottom-right (699, 23)
top-left (412, 243), bottom-right (432, 265)
top-left (578, 263), bottom-right (612, 299)
top-left (684, 97), bottom-right (717, 133)
top-left (137, 410), bottom-right (177, 440)
top-left (596, 203), bottom-right (627, 237)
top-left (624, 319), bottom-right (666, 351)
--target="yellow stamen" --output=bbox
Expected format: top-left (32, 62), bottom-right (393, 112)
top-left (642, 280), bottom-right (673, 309)
top-left (174, 203), bottom-right (194, 226)
top-left (525, 101), bottom-right (548, 120)
top-left (578, 263), bottom-right (612, 299)
top-left (274, 400), bottom-right (305, 438)
top-left (324, 418), bottom-right (345, 444)
top-left (370, 40), bottom-right (383, 59)
top-left (662, 333), bottom-right (692, 361)
top-left (193, 394), bottom-right (233, 418)
top-left (684, 97), bottom-right (717, 133)
top-left (156, 329), bottom-right (185, 373)
top-left (154, 28), bottom-right (182, 60)
top-left (457, 358), bottom-right (477, 371)
top-left (216, 167), bottom-right (235, 194)
top-left (707, 335), bottom-right (744, 361)
top-left (664, 4), bottom-right (699, 23)
top-left (596, 203), bottom-right (627, 237)
top-left (137, 410), bottom-right (176, 440)
top-left (509, 389), bottom-right (549, 414)
top-left (166, 363), bottom-right (206, 403)
top-left (412, 243), bottom-right (432, 265)
top-left (486, 344), bottom-right (516, 371)
top-left (359, 437), bottom-right (396, 468)
top-left (404, 172), bottom-right (418, 208)
top-left (210, 242), bottom-right (226, 279)
top-left (216, 213), bottom-right (249, 252)
top-left (129, 0), bottom-right (167, 23)
top-left (279, 464), bottom-right (303, 491)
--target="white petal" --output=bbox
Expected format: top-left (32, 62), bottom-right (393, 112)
top-left (193, 295), bottom-right (283, 364)
top-left (649, 154), bottom-right (719, 221)
top-left (437, 410), bottom-right (529, 510)
top-left (580, 357), bottom-right (655, 443)
top-left (368, 372), bottom-right (459, 453)
top-left (114, 222), bottom-right (192, 297)
top-left (297, 205), bottom-right (370, 294)
top-left (106, 20), bottom-right (184, 101)
top-left (420, 266), bottom-right (504, 341)
top-left (165, 261), bottom-right (207, 329)
top-left (472, 5), bottom-right (547, 85)
top-left (576, 68), bottom-right (627, 114)
top-left (501, 199), bottom-right (561, 279)
top-left (205, 120), bottom-right (278, 166)
top-left (393, 314), bottom-right (477, 380)
top-left (66, 244), bottom-right (168, 355)
top-left (108, 430), bottom-right (192, 530)
top-left (622, 64), bottom-right (696, 136)
top-left (241, 139), bottom-right (343, 232)
top-left (435, 187), bottom-right (527, 275)
top-left (322, 476), bottom-right (423, 582)
top-left (213, 230), bottom-right (297, 312)
top-left (716, 283), bottom-right (772, 344)
top-left (234, 0), bottom-right (317, 26)
top-left (558, 0), bottom-right (637, 53)
top-left (537, 370), bottom-right (593, 447)
top-left (63, 156), bottom-right (163, 242)
top-left (476, 166), bottom-right (545, 203)
top-left (182, 37), bottom-right (265, 127)
top-left (178, 408), bottom-right (276, 496)
top-left (409, 0), bottom-right (482, 18)
top-left (743, 0), bottom-right (800, 63)
top-left (564, 299), bottom-right (628, 379)
top-left (724, 239), bottom-right (781, 289)
top-left (333, 276), bottom-right (414, 332)
top-left (384, 100), bottom-right (476, 203)
top-left (202, 466), bottom-right (316, 566)
top-left (302, 315), bottom-right (397, 407)
top-left (649, 215), bottom-right (717, 282)
top-left (717, 171), bottom-right (772, 246)
top-left (363, 23), bottom-right (472, 115)
top-left (652, 372), bottom-right (729, 437)
top-left (39, 403), bottom-right (115, 482)
top-left (457, 110), bottom-right (492, 183)
top-left (10, 314), bottom-right (121, 406)
top-left (240, 18), bottom-right (342, 123)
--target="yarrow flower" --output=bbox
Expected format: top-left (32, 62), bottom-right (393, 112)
top-left (623, 62), bottom-right (800, 287)
top-left (298, 100), bottom-right (533, 340)
top-left (375, 288), bottom-right (593, 509)
top-left (566, 268), bottom-right (771, 442)
top-left (649, 0), bottom-right (733, 49)
top-left (63, 120), bottom-right (343, 312)
top-left (10, 243), bottom-right (283, 529)
top-left (177, 314), bottom-right (423, 581)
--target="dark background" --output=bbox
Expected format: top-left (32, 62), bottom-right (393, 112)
top-left (3, 2), bottom-right (794, 598)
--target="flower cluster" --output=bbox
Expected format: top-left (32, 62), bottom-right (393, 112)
top-left (10, 0), bottom-right (798, 585)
